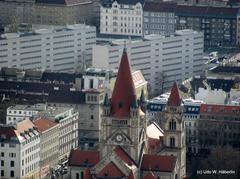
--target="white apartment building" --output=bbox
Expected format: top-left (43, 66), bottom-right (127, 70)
top-left (0, 24), bottom-right (96, 72)
top-left (93, 29), bottom-right (204, 96)
top-left (35, 107), bottom-right (79, 163)
top-left (100, 0), bottom-right (143, 36)
top-left (0, 119), bottom-right (40, 179)
top-left (6, 103), bottom-right (46, 124)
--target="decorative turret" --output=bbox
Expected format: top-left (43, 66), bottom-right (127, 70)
top-left (167, 82), bottom-right (182, 113)
top-left (110, 48), bottom-right (137, 118)
top-left (103, 93), bottom-right (110, 116)
top-left (168, 81), bottom-right (181, 106)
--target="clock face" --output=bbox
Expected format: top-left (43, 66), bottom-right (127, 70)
top-left (116, 134), bottom-right (123, 142)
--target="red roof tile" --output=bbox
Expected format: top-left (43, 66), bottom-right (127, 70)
top-left (144, 172), bottom-right (156, 179)
top-left (167, 82), bottom-right (181, 106)
top-left (68, 149), bottom-right (100, 167)
top-left (0, 126), bottom-right (17, 138)
top-left (114, 146), bottom-right (136, 166)
top-left (141, 154), bottom-right (176, 172)
top-left (84, 169), bottom-right (92, 179)
top-left (97, 162), bottom-right (125, 178)
top-left (111, 48), bottom-right (137, 118)
top-left (200, 104), bottom-right (240, 115)
top-left (32, 118), bottom-right (58, 133)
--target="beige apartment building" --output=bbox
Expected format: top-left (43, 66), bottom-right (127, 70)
top-left (33, 118), bottom-right (59, 179)
top-left (0, 0), bottom-right (95, 26)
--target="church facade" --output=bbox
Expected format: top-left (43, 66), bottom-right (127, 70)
top-left (68, 48), bottom-right (186, 179)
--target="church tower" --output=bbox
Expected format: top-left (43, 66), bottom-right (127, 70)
top-left (160, 82), bottom-right (186, 179)
top-left (100, 48), bottom-right (147, 162)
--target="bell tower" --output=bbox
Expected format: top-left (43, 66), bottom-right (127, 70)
top-left (100, 48), bottom-right (147, 162)
top-left (160, 82), bottom-right (186, 179)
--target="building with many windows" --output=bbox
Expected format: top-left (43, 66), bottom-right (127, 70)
top-left (175, 5), bottom-right (239, 48)
top-left (32, 118), bottom-right (59, 178)
top-left (0, 24), bottom-right (96, 72)
top-left (93, 29), bottom-right (204, 96)
top-left (35, 107), bottom-right (78, 163)
top-left (143, 1), bottom-right (177, 36)
top-left (100, 0), bottom-right (144, 36)
top-left (6, 104), bottom-right (46, 125)
top-left (0, 119), bottom-right (40, 179)
top-left (0, 0), bottom-right (94, 26)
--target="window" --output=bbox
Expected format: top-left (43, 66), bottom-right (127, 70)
top-left (10, 161), bottom-right (14, 167)
top-left (169, 120), bottom-right (176, 130)
top-left (81, 171), bottom-right (84, 179)
top-left (10, 171), bottom-right (14, 177)
top-left (1, 152), bottom-right (4, 157)
top-left (170, 137), bottom-right (175, 147)
top-left (90, 115), bottom-right (94, 120)
top-left (76, 173), bottom-right (79, 179)
top-left (90, 79), bottom-right (94, 88)
top-left (1, 170), bottom-right (4, 177)
top-left (1, 160), bottom-right (4, 166)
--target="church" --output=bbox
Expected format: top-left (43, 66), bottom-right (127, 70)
top-left (68, 48), bottom-right (186, 179)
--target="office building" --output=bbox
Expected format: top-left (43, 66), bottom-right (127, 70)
top-left (93, 29), bottom-right (204, 96)
top-left (0, 24), bottom-right (96, 72)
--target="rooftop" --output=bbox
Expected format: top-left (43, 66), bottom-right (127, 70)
top-left (141, 154), bottom-right (177, 172)
top-left (68, 149), bottom-right (100, 167)
top-left (7, 103), bottom-right (46, 111)
top-left (144, 1), bottom-right (177, 12)
top-left (32, 118), bottom-right (58, 133)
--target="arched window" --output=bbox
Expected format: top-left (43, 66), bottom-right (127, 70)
top-left (169, 120), bottom-right (176, 130)
top-left (170, 137), bottom-right (175, 147)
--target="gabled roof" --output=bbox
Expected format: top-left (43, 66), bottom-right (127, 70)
top-left (32, 118), bottom-right (58, 133)
top-left (146, 122), bottom-right (164, 139)
top-left (97, 162), bottom-right (125, 178)
top-left (68, 149), bottom-right (100, 167)
top-left (167, 82), bottom-right (181, 106)
top-left (114, 146), bottom-right (136, 166)
top-left (141, 154), bottom-right (176, 172)
top-left (144, 172), bottom-right (156, 179)
top-left (110, 48), bottom-right (137, 118)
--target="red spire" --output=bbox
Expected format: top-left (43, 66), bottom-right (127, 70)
top-left (167, 81), bottom-right (181, 106)
top-left (111, 48), bottom-right (136, 118)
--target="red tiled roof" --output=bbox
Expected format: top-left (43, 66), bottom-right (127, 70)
top-left (0, 126), bottom-right (17, 138)
top-left (111, 48), bottom-right (137, 118)
top-left (167, 82), bottom-right (181, 106)
top-left (97, 162), bottom-right (125, 178)
top-left (114, 146), bottom-right (136, 166)
top-left (84, 169), bottom-right (92, 179)
top-left (68, 149), bottom-right (100, 167)
top-left (144, 172), bottom-right (156, 179)
top-left (141, 154), bottom-right (176, 172)
top-left (32, 118), bottom-right (58, 133)
top-left (200, 104), bottom-right (240, 115)
top-left (144, 1), bottom-right (177, 12)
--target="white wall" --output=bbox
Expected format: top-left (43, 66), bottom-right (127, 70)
top-left (195, 87), bottom-right (226, 104)
top-left (0, 24), bottom-right (96, 72)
